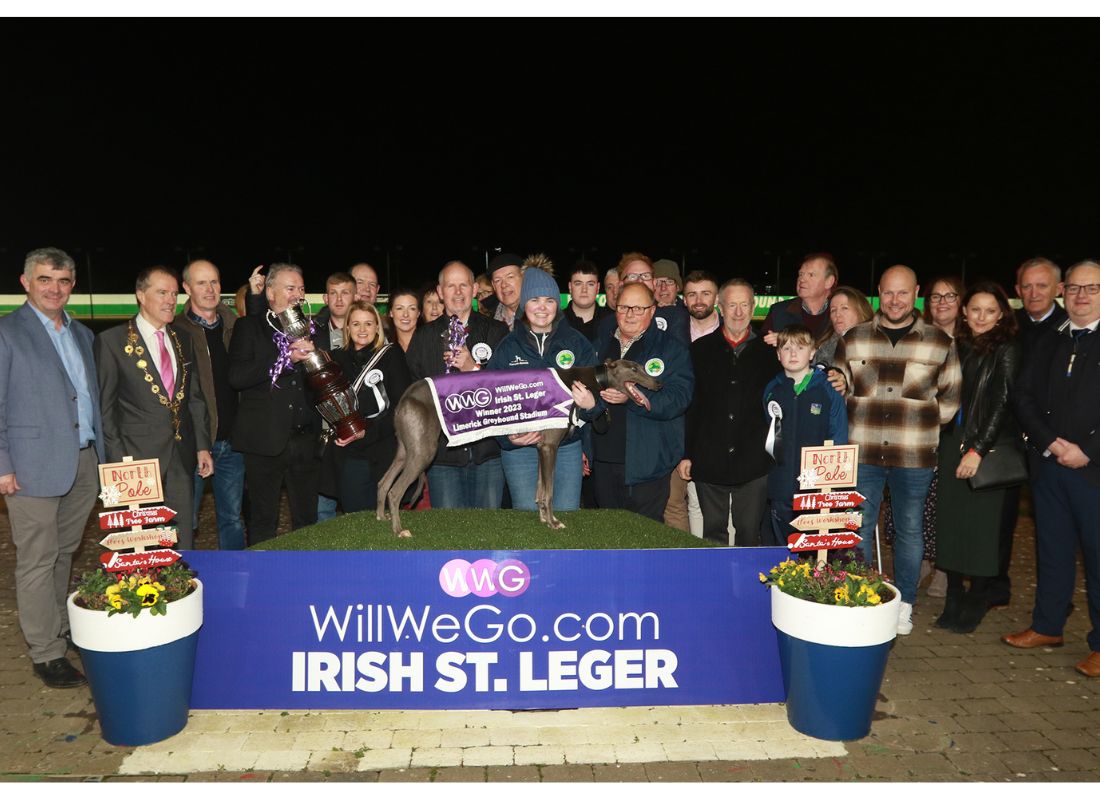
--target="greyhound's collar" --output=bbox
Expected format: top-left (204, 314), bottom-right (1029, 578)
top-left (593, 363), bottom-right (609, 390)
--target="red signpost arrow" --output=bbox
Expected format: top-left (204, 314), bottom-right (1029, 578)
top-left (791, 491), bottom-right (867, 511)
top-left (98, 506), bottom-right (177, 530)
top-left (99, 549), bottom-right (181, 573)
top-left (788, 531), bottom-right (863, 552)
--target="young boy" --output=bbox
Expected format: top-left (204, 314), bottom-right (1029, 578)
top-left (763, 325), bottom-right (848, 546)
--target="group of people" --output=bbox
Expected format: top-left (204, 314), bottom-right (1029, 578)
top-left (2, 245), bottom-right (1098, 689)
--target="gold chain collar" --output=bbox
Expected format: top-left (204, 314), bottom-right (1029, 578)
top-left (124, 320), bottom-right (188, 441)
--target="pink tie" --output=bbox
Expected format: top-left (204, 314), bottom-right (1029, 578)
top-left (155, 330), bottom-right (175, 398)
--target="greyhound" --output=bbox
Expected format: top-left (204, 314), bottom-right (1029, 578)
top-left (376, 358), bottom-right (662, 536)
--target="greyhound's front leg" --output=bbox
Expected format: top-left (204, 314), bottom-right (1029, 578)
top-left (535, 443), bottom-right (565, 529)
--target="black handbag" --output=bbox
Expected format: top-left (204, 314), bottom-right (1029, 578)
top-left (968, 438), bottom-right (1028, 491)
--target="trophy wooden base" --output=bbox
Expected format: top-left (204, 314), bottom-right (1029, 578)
top-left (334, 413), bottom-right (370, 442)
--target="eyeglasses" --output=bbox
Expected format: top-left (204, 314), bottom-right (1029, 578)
top-left (623, 272), bottom-right (653, 283)
top-left (1064, 283), bottom-right (1100, 296)
top-left (930, 292), bottom-right (958, 303)
top-left (617, 304), bottom-right (655, 316)
top-left (655, 278), bottom-right (678, 288)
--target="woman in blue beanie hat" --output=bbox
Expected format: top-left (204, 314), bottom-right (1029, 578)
top-left (486, 268), bottom-right (598, 512)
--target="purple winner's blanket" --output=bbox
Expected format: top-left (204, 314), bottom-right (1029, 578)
top-left (425, 368), bottom-right (576, 447)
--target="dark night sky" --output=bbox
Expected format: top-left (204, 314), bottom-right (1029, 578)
top-left (4, 20), bottom-right (1099, 297)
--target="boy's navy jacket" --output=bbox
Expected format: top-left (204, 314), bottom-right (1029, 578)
top-left (485, 316), bottom-right (597, 451)
top-left (762, 367), bottom-right (848, 501)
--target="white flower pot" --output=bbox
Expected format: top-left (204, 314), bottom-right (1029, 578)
top-left (68, 579), bottom-right (203, 746)
top-left (770, 582), bottom-right (899, 740)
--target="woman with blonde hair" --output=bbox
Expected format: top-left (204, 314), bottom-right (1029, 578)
top-left (813, 285), bottom-right (874, 367)
top-left (331, 301), bottom-right (413, 512)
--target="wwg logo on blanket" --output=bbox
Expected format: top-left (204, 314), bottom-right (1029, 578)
top-left (425, 368), bottom-right (575, 448)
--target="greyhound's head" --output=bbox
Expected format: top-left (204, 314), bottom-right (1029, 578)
top-left (601, 358), bottom-right (662, 411)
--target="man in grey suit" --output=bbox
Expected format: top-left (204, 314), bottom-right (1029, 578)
top-left (0, 247), bottom-right (104, 688)
top-left (95, 267), bottom-right (212, 549)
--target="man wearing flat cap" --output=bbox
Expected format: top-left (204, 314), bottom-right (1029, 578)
top-left (652, 259), bottom-right (685, 309)
top-left (594, 252), bottom-right (690, 346)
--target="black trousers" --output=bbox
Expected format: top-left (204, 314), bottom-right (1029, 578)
top-left (243, 431), bottom-right (320, 545)
top-left (340, 456), bottom-right (378, 514)
top-left (592, 462), bottom-right (671, 523)
top-left (695, 475), bottom-right (768, 547)
top-left (1029, 458), bottom-right (1100, 651)
top-left (989, 484), bottom-right (1022, 603)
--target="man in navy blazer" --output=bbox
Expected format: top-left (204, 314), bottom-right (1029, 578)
top-left (1006, 259), bottom-right (1100, 679)
top-left (0, 248), bottom-right (105, 689)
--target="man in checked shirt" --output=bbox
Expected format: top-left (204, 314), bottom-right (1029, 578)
top-left (835, 265), bottom-right (961, 636)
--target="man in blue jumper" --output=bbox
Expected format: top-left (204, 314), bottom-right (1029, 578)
top-left (574, 282), bottom-right (694, 522)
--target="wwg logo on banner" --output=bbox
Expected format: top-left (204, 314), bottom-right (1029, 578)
top-left (439, 558), bottom-right (531, 598)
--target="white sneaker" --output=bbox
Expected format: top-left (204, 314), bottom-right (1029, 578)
top-left (897, 601), bottom-right (914, 635)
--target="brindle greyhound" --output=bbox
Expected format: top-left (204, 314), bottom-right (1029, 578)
top-left (376, 359), bottom-right (662, 536)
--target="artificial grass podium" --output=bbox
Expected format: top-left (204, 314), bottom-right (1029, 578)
top-left (250, 509), bottom-right (721, 551)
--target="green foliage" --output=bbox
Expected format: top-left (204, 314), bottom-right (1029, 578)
top-left (759, 551), bottom-right (895, 607)
top-left (250, 509), bottom-right (719, 551)
top-left (74, 560), bottom-right (197, 617)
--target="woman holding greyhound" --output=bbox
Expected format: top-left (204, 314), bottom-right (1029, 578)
top-left (486, 267), bottom-right (597, 512)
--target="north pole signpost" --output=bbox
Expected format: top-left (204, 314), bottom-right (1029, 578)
top-left (790, 441), bottom-right (864, 565)
top-left (97, 456), bottom-right (180, 572)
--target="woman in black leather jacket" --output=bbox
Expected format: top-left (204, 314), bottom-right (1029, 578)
top-left (935, 282), bottom-right (1021, 633)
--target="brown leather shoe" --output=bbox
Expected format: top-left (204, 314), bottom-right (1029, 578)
top-left (1002, 628), bottom-right (1064, 648)
top-left (1075, 652), bottom-right (1100, 678)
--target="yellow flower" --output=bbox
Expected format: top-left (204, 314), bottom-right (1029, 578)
top-left (758, 572), bottom-right (767, 583)
top-left (153, 582), bottom-right (165, 592)
top-left (867, 593), bottom-right (881, 605)
top-left (778, 579), bottom-right (785, 587)
top-left (105, 584), bottom-right (123, 610)
top-left (136, 584), bottom-right (160, 607)
top-left (834, 587), bottom-right (850, 603)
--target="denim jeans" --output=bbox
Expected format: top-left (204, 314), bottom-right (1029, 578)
top-left (855, 464), bottom-right (934, 604)
top-left (427, 458), bottom-right (504, 509)
top-left (316, 494), bottom-right (338, 522)
top-left (192, 439), bottom-right (246, 551)
top-left (500, 439), bottom-right (582, 512)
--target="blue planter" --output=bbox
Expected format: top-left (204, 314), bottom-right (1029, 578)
top-left (68, 580), bottom-right (203, 746)
top-left (771, 584), bottom-right (898, 741)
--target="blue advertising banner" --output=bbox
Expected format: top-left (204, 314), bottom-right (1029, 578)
top-left (185, 547), bottom-right (788, 710)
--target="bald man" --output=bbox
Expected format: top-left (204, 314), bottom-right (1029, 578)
top-left (835, 265), bottom-right (961, 636)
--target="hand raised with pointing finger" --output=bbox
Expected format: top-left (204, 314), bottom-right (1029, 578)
top-left (249, 265), bottom-right (266, 295)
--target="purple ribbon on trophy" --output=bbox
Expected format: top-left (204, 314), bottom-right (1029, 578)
top-left (445, 315), bottom-right (468, 374)
top-left (268, 309), bottom-right (316, 387)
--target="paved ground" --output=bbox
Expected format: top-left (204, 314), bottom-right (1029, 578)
top-left (2, 489), bottom-right (1099, 783)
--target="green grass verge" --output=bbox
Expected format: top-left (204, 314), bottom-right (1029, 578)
top-left (250, 509), bottom-right (720, 551)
